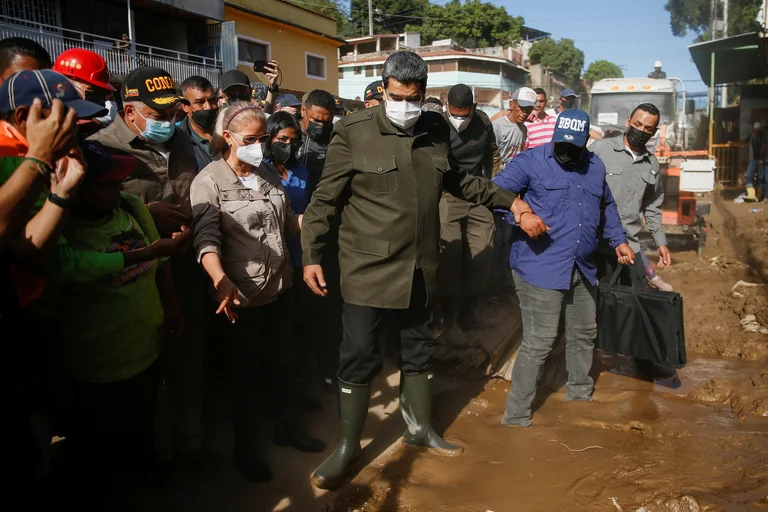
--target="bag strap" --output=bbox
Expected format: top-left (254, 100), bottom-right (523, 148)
top-left (607, 260), bottom-right (647, 295)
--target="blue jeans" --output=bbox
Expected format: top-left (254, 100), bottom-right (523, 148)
top-left (746, 159), bottom-right (765, 188)
top-left (503, 267), bottom-right (597, 426)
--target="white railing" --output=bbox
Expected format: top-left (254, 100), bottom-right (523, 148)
top-left (0, 15), bottom-right (222, 87)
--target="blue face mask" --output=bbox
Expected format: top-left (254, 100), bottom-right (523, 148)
top-left (133, 108), bottom-right (175, 143)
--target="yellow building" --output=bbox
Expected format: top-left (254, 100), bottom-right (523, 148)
top-left (225, 0), bottom-right (344, 96)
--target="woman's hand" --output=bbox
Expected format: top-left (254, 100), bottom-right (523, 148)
top-left (214, 274), bottom-right (240, 323)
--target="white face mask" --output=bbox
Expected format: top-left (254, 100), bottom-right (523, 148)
top-left (94, 100), bottom-right (118, 126)
top-left (232, 135), bottom-right (266, 167)
top-left (333, 115), bottom-right (342, 125)
top-left (448, 114), bottom-right (471, 133)
top-left (385, 93), bottom-right (422, 130)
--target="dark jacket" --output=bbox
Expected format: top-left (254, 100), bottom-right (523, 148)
top-left (301, 105), bottom-right (517, 309)
top-left (297, 129), bottom-right (329, 197)
top-left (177, 116), bottom-right (213, 171)
top-left (446, 110), bottom-right (502, 179)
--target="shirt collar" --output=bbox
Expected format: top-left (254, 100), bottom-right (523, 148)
top-left (611, 135), bottom-right (650, 161)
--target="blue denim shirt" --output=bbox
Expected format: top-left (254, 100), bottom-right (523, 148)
top-left (492, 144), bottom-right (627, 290)
top-left (268, 159), bottom-right (311, 269)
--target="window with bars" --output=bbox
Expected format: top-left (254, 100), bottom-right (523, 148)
top-left (306, 53), bottom-right (326, 80)
top-left (237, 37), bottom-right (269, 64)
top-left (2, 0), bottom-right (60, 27)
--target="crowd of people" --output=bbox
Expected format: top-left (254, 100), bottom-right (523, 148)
top-left (2, 34), bottom-right (677, 510)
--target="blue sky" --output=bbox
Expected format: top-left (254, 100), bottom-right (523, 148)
top-left (493, 0), bottom-right (706, 93)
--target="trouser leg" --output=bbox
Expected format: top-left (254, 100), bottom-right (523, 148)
top-left (491, 213), bottom-right (513, 293)
top-left (563, 268), bottom-right (598, 401)
top-left (746, 159), bottom-right (758, 187)
top-left (397, 270), bottom-right (436, 377)
top-left (337, 302), bottom-right (386, 385)
top-left (503, 270), bottom-right (564, 426)
top-left (438, 194), bottom-right (468, 327)
top-left (464, 203), bottom-right (495, 298)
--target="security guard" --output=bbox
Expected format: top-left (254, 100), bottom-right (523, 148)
top-left (363, 79), bottom-right (383, 108)
top-left (302, 51), bottom-right (531, 490)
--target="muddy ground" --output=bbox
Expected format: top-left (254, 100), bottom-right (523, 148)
top-left (167, 193), bottom-right (768, 512)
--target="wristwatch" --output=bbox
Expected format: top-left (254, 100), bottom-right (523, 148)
top-left (48, 192), bottom-right (73, 209)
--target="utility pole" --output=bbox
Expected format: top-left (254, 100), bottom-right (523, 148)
top-left (720, 0), bottom-right (729, 107)
top-left (369, 0), bottom-right (374, 36)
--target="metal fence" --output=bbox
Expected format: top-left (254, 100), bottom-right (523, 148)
top-left (711, 142), bottom-right (748, 185)
top-left (0, 15), bottom-right (222, 87)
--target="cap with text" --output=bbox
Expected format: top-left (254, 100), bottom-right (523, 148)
top-left (552, 109), bottom-right (590, 147)
top-left (512, 87), bottom-right (537, 108)
top-left (365, 80), bottom-right (384, 101)
top-left (122, 66), bottom-right (181, 110)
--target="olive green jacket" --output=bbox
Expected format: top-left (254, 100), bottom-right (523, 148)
top-left (301, 105), bottom-right (517, 309)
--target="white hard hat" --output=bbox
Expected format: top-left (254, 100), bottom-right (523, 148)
top-left (654, 60), bottom-right (662, 68)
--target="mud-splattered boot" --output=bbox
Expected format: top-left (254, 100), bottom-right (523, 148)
top-left (400, 373), bottom-right (464, 456)
top-left (311, 380), bottom-right (370, 490)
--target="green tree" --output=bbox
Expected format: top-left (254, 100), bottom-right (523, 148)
top-left (665, 0), bottom-right (762, 41)
top-left (292, 0), bottom-right (352, 35)
top-left (583, 60), bottom-right (623, 86)
top-left (528, 38), bottom-right (585, 85)
top-left (406, 0), bottom-right (524, 48)
top-left (347, 0), bottom-right (430, 37)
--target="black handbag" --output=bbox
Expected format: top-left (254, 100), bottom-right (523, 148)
top-left (596, 265), bottom-right (686, 368)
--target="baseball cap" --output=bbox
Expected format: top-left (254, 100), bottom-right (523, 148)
top-left (560, 88), bottom-right (577, 98)
top-left (220, 69), bottom-right (251, 93)
top-left (512, 87), bottom-right (537, 108)
top-left (81, 141), bottom-right (138, 182)
top-left (122, 66), bottom-right (181, 110)
top-left (552, 109), bottom-right (590, 147)
top-left (364, 80), bottom-right (384, 101)
top-left (276, 94), bottom-right (301, 107)
top-left (0, 69), bottom-right (106, 118)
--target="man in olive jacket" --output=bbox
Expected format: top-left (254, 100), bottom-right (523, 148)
top-left (302, 51), bottom-right (539, 490)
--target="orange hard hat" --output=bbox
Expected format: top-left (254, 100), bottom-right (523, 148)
top-left (53, 49), bottom-right (116, 91)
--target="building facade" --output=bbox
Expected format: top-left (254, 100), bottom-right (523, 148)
top-left (224, 0), bottom-right (344, 97)
top-left (338, 34), bottom-right (529, 116)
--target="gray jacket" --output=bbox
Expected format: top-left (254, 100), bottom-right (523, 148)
top-left (591, 135), bottom-right (667, 253)
top-left (191, 158), bottom-right (300, 308)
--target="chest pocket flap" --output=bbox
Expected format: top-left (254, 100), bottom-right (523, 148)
top-left (542, 179), bottom-right (569, 190)
top-left (431, 155), bottom-right (450, 173)
top-left (363, 156), bottom-right (398, 194)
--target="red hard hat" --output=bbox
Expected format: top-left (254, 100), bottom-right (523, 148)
top-left (53, 49), bottom-right (116, 91)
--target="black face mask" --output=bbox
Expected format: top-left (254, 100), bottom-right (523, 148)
top-left (553, 142), bottom-right (585, 168)
top-left (191, 108), bottom-right (218, 130)
top-left (306, 120), bottom-right (333, 145)
top-left (561, 97), bottom-right (576, 109)
top-left (270, 141), bottom-right (295, 165)
top-left (625, 125), bottom-right (653, 148)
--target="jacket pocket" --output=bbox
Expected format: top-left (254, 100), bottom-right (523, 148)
top-left (432, 155), bottom-right (450, 189)
top-left (352, 235), bottom-right (390, 258)
top-left (363, 156), bottom-right (398, 194)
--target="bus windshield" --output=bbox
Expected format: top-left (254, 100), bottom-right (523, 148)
top-left (590, 92), bottom-right (675, 127)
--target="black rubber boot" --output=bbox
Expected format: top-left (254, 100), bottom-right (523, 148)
top-left (274, 421), bottom-right (326, 453)
top-left (400, 373), bottom-right (464, 456)
top-left (311, 380), bottom-right (370, 490)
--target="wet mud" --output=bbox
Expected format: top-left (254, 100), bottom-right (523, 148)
top-left (328, 196), bottom-right (768, 512)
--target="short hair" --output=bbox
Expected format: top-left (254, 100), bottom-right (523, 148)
top-left (0, 37), bottom-right (52, 74)
top-left (304, 89), bottom-right (335, 112)
top-left (630, 103), bottom-right (660, 121)
top-left (382, 51), bottom-right (428, 91)
top-left (267, 111), bottom-right (301, 141)
top-left (534, 88), bottom-right (547, 97)
top-left (181, 75), bottom-right (213, 95)
top-left (448, 84), bottom-right (473, 109)
top-left (424, 97), bottom-right (442, 105)
top-left (211, 101), bottom-right (267, 154)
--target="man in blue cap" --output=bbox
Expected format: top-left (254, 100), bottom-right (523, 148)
top-left (492, 109), bottom-right (635, 427)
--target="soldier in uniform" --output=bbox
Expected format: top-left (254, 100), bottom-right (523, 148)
top-left (301, 51), bottom-right (540, 490)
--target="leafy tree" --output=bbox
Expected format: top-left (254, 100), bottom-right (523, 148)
top-left (528, 38), bottom-right (585, 85)
top-left (583, 60), bottom-right (623, 86)
top-left (406, 0), bottom-right (524, 48)
top-left (665, 0), bottom-right (761, 41)
top-left (346, 0), bottom-right (430, 37)
top-left (301, 0), bottom-right (353, 36)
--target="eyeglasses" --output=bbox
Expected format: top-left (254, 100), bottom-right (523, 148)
top-left (232, 132), bottom-right (270, 145)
